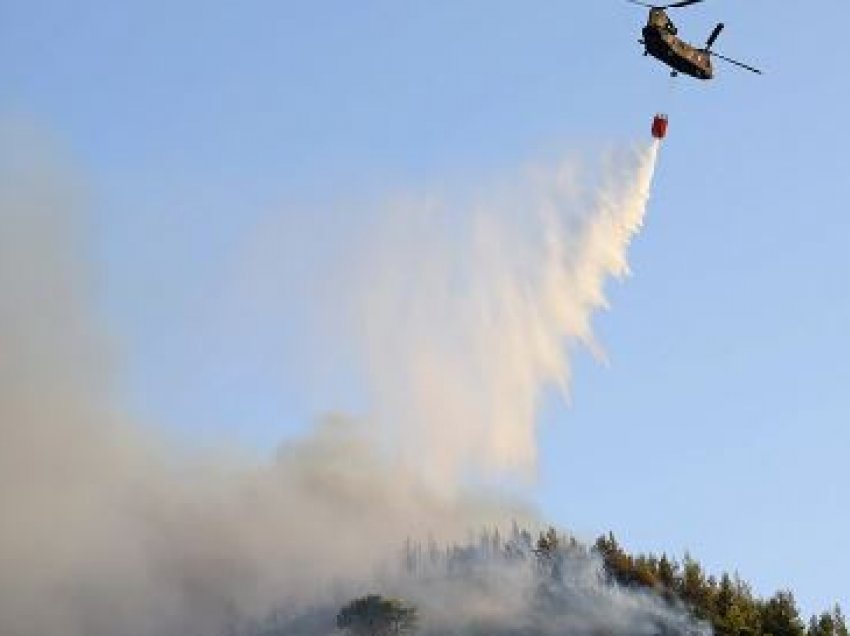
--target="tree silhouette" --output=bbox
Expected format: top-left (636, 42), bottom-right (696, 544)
top-left (337, 595), bottom-right (418, 636)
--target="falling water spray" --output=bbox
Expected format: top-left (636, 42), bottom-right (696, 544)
top-left (0, 126), bottom-right (673, 636)
top-left (338, 141), bottom-right (661, 485)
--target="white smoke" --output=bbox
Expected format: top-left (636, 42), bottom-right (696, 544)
top-left (0, 120), bottom-right (669, 636)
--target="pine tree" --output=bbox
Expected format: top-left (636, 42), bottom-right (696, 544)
top-left (762, 591), bottom-right (805, 636)
top-left (834, 606), bottom-right (849, 636)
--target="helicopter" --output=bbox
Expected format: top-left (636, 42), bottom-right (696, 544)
top-left (628, 0), bottom-right (762, 79)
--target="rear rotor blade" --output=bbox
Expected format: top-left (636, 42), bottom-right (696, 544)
top-left (625, 0), bottom-right (657, 8)
top-left (711, 51), bottom-right (763, 75)
top-left (706, 23), bottom-right (724, 50)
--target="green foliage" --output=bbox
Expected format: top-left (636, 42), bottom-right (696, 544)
top-left (593, 532), bottom-right (843, 636)
top-left (808, 606), bottom-right (849, 636)
top-left (336, 595), bottom-right (418, 636)
top-left (762, 590), bottom-right (806, 636)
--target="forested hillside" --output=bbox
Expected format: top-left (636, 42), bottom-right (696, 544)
top-left (250, 526), bottom-right (846, 636)
top-left (593, 532), bottom-right (847, 636)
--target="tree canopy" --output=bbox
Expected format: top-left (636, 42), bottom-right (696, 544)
top-left (337, 595), bottom-right (418, 636)
top-left (593, 531), bottom-right (846, 636)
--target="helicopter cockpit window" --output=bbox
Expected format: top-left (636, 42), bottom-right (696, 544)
top-left (667, 21), bottom-right (678, 35)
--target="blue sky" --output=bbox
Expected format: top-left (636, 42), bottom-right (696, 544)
top-left (4, 0), bottom-right (849, 618)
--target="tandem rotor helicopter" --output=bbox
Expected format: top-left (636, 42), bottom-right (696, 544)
top-left (628, 0), bottom-right (762, 80)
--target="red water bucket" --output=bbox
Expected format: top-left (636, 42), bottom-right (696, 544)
top-left (652, 113), bottom-right (669, 139)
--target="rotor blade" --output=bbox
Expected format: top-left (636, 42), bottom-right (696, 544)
top-left (706, 22), bottom-right (724, 50)
top-left (625, 0), bottom-right (703, 9)
top-left (666, 0), bottom-right (704, 8)
top-left (711, 51), bottom-right (763, 75)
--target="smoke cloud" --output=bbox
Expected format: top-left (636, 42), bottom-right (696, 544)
top-left (0, 122), bottom-right (679, 636)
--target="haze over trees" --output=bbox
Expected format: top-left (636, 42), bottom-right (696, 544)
top-left (246, 525), bottom-right (845, 636)
top-left (336, 595), bottom-right (418, 636)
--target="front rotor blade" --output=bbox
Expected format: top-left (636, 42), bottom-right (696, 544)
top-left (626, 0), bottom-right (657, 8)
top-left (711, 52), bottom-right (763, 74)
top-left (666, 0), bottom-right (704, 8)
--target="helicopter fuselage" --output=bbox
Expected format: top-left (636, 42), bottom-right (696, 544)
top-left (641, 9), bottom-right (713, 79)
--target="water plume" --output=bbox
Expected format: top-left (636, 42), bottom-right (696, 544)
top-left (322, 142), bottom-right (660, 484)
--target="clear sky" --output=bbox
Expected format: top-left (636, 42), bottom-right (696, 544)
top-left (4, 0), bottom-right (848, 618)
